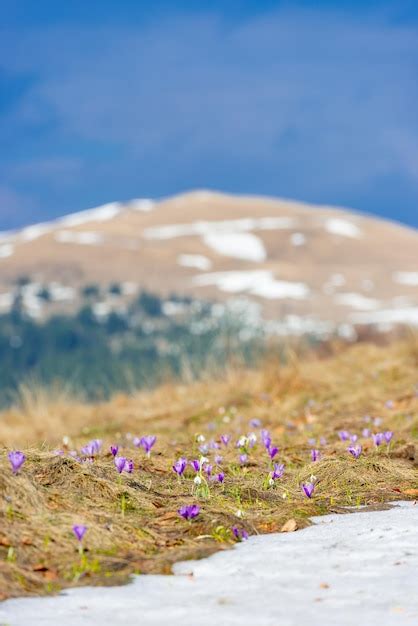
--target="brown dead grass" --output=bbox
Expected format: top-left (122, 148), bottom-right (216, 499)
top-left (0, 339), bottom-right (417, 600)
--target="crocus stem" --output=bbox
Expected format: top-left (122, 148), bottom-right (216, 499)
top-left (78, 543), bottom-right (84, 557)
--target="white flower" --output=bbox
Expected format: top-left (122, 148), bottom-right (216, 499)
top-left (268, 478), bottom-right (274, 487)
top-left (235, 509), bottom-right (244, 518)
top-left (237, 436), bottom-right (248, 448)
top-left (196, 434), bottom-right (206, 443)
top-left (199, 456), bottom-right (209, 465)
top-left (194, 475), bottom-right (202, 485)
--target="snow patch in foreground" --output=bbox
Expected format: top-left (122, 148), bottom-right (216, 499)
top-left (193, 270), bottom-right (309, 300)
top-left (1, 502), bottom-right (416, 626)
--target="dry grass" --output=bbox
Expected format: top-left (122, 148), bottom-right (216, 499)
top-left (0, 339), bottom-right (417, 600)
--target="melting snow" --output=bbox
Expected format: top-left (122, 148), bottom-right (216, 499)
top-left (2, 502), bottom-right (417, 626)
top-left (121, 282), bottom-right (138, 296)
top-left (192, 270), bottom-right (309, 300)
top-left (203, 232), bottom-right (266, 262)
top-left (127, 199), bottom-right (154, 212)
top-left (350, 308), bottom-right (418, 327)
top-left (178, 254), bottom-right (213, 271)
top-left (93, 302), bottom-right (112, 317)
top-left (20, 223), bottom-right (53, 242)
top-left (0, 293), bottom-right (13, 310)
top-left (393, 271), bottom-right (418, 286)
top-left (0, 200), bottom-right (135, 244)
top-left (54, 231), bottom-right (104, 245)
top-left (0, 244), bottom-right (13, 258)
top-left (59, 202), bottom-right (122, 228)
top-left (335, 293), bottom-right (380, 310)
top-left (325, 218), bottom-right (362, 238)
top-left (290, 233), bottom-right (306, 246)
top-left (143, 217), bottom-right (297, 240)
top-left (322, 273), bottom-right (346, 295)
top-left (48, 283), bottom-right (76, 302)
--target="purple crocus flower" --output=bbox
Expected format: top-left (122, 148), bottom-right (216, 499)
top-left (271, 463), bottom-right (285, 479)
top-left (319, 437), bottom-right (327, 446)
top-left (214, 454), bottom-right (223, 465)
top-left (249, 418), bottom-right (261, 428)
top-left (178, 504), bottom-right (200, 521)
top-left (338, 431), bottom-right (350, 442)
top-left (372, 433), bottom-right (384, 446)
top-left (362, 428), bottom-right (371, 438)
top-left (139, 435), bottom-right (157, 456)
top-left (110, 445), bottom-right (119, 457)
top-left (114, 456), bottom-right (134, 474)
top-left (308, 438), bottom-right (316, 446)
top-left (81, 439), bottom-right (102, 456)
top-left (349, 434), bottom-right (358, 443)
top-left (385, 400), bottom-right (394, 410)
top-left (190, 459), bottom-right (200, 472)
top-left (347, 445), bottom-right (362, 459)
top-left (8, 450), bottom-right (26, 474)
top-left (204, 464), bottom-right (213, 477)
top-left (302, 482), bottom-right (315, 498)
top-left (173, 458), bottom-right (187, 476)
top-left (384, 431), bottom-right (393, 444)
top-left (232, 526), bottom-right (249, 542)
top-left (261, 429), bottom-right (271, 449)
top-left (311, 449), bottom-right (321, 462)
top-left (209, 440), bottom-right (221, 450)
top-left (220, 434), bottom-right (231, 446)
top-left (72, 525), bottom-right (87, 542)
top-left (267, 446), bottom-right (279, 460)
top-left (239, 453), bottom-right (248, 465)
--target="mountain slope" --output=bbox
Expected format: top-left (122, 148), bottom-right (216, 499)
top-left (0, 190), bottom-right (417, 334)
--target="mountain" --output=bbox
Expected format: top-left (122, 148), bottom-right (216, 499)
top-left (0, 190), bottom-right (417, 337)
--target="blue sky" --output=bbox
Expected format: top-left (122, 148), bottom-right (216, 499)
top-left (1, 0), bottom-right (417, 229)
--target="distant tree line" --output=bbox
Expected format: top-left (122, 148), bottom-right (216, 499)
top-left (0, 288), bottom-right (265, 406)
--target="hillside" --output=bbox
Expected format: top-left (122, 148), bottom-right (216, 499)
top-left (0, 339), bottom-right (417, 599)
top-left (0, 191), bottom-right (417, 337)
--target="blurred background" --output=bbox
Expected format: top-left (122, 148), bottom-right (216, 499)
top-left (0, 0), bottom-right (417, 405)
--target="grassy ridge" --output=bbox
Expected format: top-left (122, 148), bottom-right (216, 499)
top-left (0, 339), bottom-right (417, 600)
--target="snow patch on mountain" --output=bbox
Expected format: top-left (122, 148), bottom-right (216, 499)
top-left (325, 218), bottom-right (362, 238)
top-left (143, 217), bottom-right (297, 240)
top-left (54, 231), bottom-right (104, 245)
top-left (335, 293), bottom-right (380, 310)
top-left (393, 271), bottom-right (418, 286)
top-left (193, 270), bottom-right (309, 300)
top-left (178, 254), bottom-right (213, 271)
top-left (203, 232), bottom-right (267, 262)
